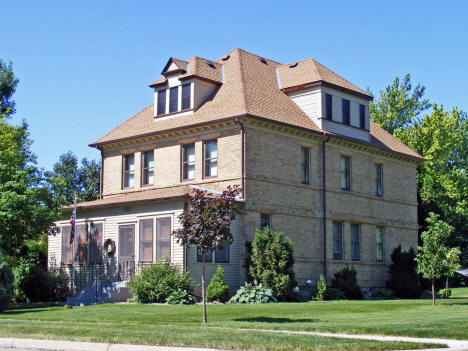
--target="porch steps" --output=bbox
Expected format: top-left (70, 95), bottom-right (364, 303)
top-left (62, 281), bottom-right (132, 306)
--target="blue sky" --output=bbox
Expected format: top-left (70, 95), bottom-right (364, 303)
top-left (3, 1), bottom-right (467, 170)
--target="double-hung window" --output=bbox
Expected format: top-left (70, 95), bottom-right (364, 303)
top-left (157, 90), bottom-right (166, 115)
top-left (61, 223), bottom-right (103, 265)
top-left (169, 87), bottom-right (178, 113)
top-left (182, 144), bottom-right (195, 180)
top-left (342, 99), bottom-right (350, 125)
top-left (142, 151), bottom-right (154, 186)
top-left (156, 217), bottom-right (171, 261)
top-left (375, 163), bottom-right (383, 196)
top-left (351, 223), bottom-right (361, 261)
top-left (215, 243), bottom-right (230, 263)
top-left (325, 94), bottom-right (332, 120)
top-left (340, 155), bottom-right (351, 190)
top-left (139, 219), bottom-right (153, 262)
top-left (260, 213), bottom-right (271, 230)
top-left (359, 104), bottom-right (366, 129)
top-left (376, 226), bottom-right (384, 262)
top-left (197, 248), bottom-right (213, 262)
top-left (204, 140), bottom-right (218, 177)
top-left (301, 147), bottom-right (310, 184)
top-left (333, 221), bottom-right (343, 260)
top-left (123, 154), bottom-right (135, 188)
top-left (182, 84), bottom-right (191, 110)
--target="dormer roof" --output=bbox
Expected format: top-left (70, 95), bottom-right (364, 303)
top-left (161, 57), bottom-right (188, 76)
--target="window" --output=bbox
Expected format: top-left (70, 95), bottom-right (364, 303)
top-left (351, 223), bottom-right (361, 261)
top-left (157, 90), bottom-right (166, 115)
top-left (156, 217), bottom-right (171, 261)
top-left (204, 140), bottom-right (218, 177)
top-left (139, 219), bottom-right (153, 262)
top-left (123, 154), bottom-right (135, 188)
top-left (61, 226), bottom-right (73, 265)
top-left (182, 144), bottom-right (195, 180)
top-left (359, 104), bottom-right (366, 129)
top-left (340, 155), bottom-right (351, 190)
top-left (260, 213), bottom-right (271, 230)
top-left (342, 99), bottom-right (350, 125)
top-left (215, 243), bottom-right (230, 263)
top-left (375, 163), bottom-right (383, 196)
top-left (333, 221), bottom-right (343, 260)
top-left (301, 147), bottom-right (310, 184)
top-left (76, 224), bottom-right (88, 264)
top-left (142, 151), bottom-right (154, 186)
top-left (182, 84), bottom-right (191, 110)
top-left (325, 94), bottom-right (332, 120)
top-left (197, 248), bottom-right (212, 262)
top-left (62, 223), bottom-right (102, 265)
top-left (376, 226), bottom-right (384, 262)
top-left (169, 86), bottom-right (178, 113)
top-left (88, 222), bottom-right (103, 264)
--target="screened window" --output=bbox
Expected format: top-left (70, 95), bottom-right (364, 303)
top-left (61, 226), bottom-right (73, 265)
top-left (351, 223), bottom-right (361, 261)
top-left (376, 163), bottom-right (383, 196)
top-left (340, 155), bottom-right (351, 190)
top-left (169, 86), bottom-right (178, 113)
top-left (88, 222), bottom-right (103, 264)
top-left (359, 104), bottom-right (366, 129)
top-left (301, 147), bottom-right (310, 184)
top-left (342, 99), bottom-right (350, 125)
top-left (75, 224), bottom-right (88, 264)
top-left (215, 243), bottom-right (230, 263)
top-left (260, 213), bottom-right (271, 230)
top-left (156, 217), bottom-right (171, 261)
top-left (325, 94), bottom-right (332, 120)
top-left (333, 221), bottom-right (343, 260)
top-left (142, 151), bottom-right (154, 186)
top-left (182, 84), bottom-right (191, 110)
top-left (182, 144), bottom-right (195, 180)
top-left (376, 226), bottom-right (384, 262)
top-left (139, 219), bottom-right (153, 262)
top-left (123, 154), bottom-right (135, 188)
top-left (204, 140), bottom-right (218, 177)
top-left (157, 90), bottom-right (166, 115)
top-left (197, 248), bottom-right (212, 262)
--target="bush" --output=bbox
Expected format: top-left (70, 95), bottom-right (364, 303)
top-left (386, 246), bottom-right (421, 298)
top-left (165, 289), bottom-right (196, 304)
top-left (373, 288), bottom-right (395, 300)
top-left (229, 283), bottom-right (277, 304)
top-left (315, 274), bottom-right (327, 301)
top-left (439, 288), bottom-right (451, 298)
top-left (324, 287), bottom-right (346, 300)
top-left (249, 228), bottom-right (297, 301)
top-left (0, 253), bottom-right (14, 311)
top-left (206, 266), bottom-right (230, 302)
top-left (128, 257), bottom-right (193, 303)
top-left (331, 266), bottom-right (363, 300)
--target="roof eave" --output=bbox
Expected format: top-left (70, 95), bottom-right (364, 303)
top-left (282, 80), bottom-right (373, 101)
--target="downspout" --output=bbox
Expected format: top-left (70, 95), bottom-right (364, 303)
top-left (99, 148), bottom-right (104, 199)
top-left (322, 134), bottom-right (330, 282)
top-left (236, 118), bottom-right (246, 199)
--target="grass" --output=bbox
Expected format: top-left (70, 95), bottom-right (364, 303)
top-left (449, 287), bottom-right (468, 298)
top-left (1, 298), bottom-right (467, 350)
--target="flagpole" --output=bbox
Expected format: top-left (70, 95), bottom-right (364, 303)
top-left (71, 196), bottom-right (77, 293)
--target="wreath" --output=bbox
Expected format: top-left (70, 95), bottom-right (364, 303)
top-left (104, 238), bottom-right (116, 257)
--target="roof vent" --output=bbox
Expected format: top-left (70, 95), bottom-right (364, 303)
top-left (206, 61), bottom-right (216, 69)
top-left (289, 62), bottom-right (298, 68)
top-left (221, 55), bottom-right (230, 61)
top-left (259, 57), bottom-right (267, 64)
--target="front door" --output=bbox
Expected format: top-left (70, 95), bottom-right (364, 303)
top-left (118, 224), bottom-right (135, 281)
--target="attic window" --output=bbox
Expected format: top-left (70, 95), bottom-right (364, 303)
top-left (206, 61), bottom-right (215, 69)
top-left (289, 62), bottom-right (298, 68)
top-left (259, 57), bottom-right (267, 64)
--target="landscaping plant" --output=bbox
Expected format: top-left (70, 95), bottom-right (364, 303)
top-left (249, 227), bottom-right (297, 301)
top-left (229, 283), bottom-right (277, 304)
top-left (128, 257), bottom-right (193, 303)
top-left (206, 266), bottom-right (230, 303)
top-left (0, 253), bottom-right (14, 311)
top-left (386, 246), bottom-right (421, 298)
top-left (315, 274), bottom-right (326, 301)
top-left (165, 289), bottom-right (196, 304)
top-left (331, 266), bottom-right (363, 300)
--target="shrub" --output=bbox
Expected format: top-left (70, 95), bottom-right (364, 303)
top-left (206, 266), bottom-right (230, 302)
top-left (315, 274), bottom-right (327, 301)
top-left (324, 287), bottom-right (346, 300)
top-left (229, 283), bottom-right (277, 304)
top-left (373, 288), bottom-right (395, 300)
top-left (331, 266), bottom-right (363, 300)
top-left (249, 228), bottom-right (297, 301)
top-left (0, 253), bottom-right (14, 311)
top-left (165, 289), bottom-right (196, 304)
top-left (439, 288), bottom-right (451, 298)
top-left (128, 257), bottom-right (193, 303)
top-left (386, 246), bottom-right (421, 298)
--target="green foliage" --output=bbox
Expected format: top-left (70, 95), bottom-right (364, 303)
top-left (0, 253), bottom-right (14, 311)
top-left (206, 266), bottom-right (230, 302)
top-left (373, 288), bottom-right (395, 300)
top-left (315, 274), bottom-right (327, 301)
top-left (323, 287), bottom-right (346, 300)
top-left (128, 258), bottom-right (193, 304)
top-left (0, 59), bottom-right (19, 118)
top-left (331, 266), bottom-right (363, 300)
top-left (165, 289), bottom-right (196, 304)
top-left (438, 288), bottom-right (451, 298)
top-left (229, 283), bottom-right (277, 304)
top-left (249, 227), bottom-right (297, 301)
top-left (386, 246), bottom-right (421, 298)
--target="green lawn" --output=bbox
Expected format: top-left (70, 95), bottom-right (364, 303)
top-left (1, 298), bottom-right (467, 350)
top-left (449, 287), bottom-right (468, 298)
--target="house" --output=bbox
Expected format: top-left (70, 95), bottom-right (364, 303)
top-left (48, 48), bottom-right (423, 293)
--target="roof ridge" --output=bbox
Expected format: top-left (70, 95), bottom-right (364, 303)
top-left (220, 48), bottom-right (283, 65)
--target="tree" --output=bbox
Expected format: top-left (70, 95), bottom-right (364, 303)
top-left (386, 246), bottom-right (421, 298)
top-left (369, 73), bottom-right (430, 134)
top-left (249, 227), bottom-right (297, 301)
top-left (172, 185), bottom-right (242, 323)
top-left (416, 212), bottom-right (461, 305)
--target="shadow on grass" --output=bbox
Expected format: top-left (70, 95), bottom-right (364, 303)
top-left (1, 302), bottom-right (60, 315)
top-left (234, 317), bottom-right (318, 323)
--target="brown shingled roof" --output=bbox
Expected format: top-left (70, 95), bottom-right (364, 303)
top-left (179, 56), bottom-right (222, 84)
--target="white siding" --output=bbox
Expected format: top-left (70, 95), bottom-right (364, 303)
top-left (322, 119), bottom-right (370, 142)
top-left (48, 229), bottom-right (62, 267)
top-left (288, 87), bottom-right (322, 126)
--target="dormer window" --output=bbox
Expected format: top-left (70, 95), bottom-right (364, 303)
top-left (169, 87), bottom-right (178, 113)
top-left (182, 84), bottom-right (191, 110)
top-left (342, 99), bottom-right (350, 125)
top-left (325, 94), bottom-right (332, 120)
top-left (157, 90), bottom-right (166, 116)
top-left (360, 104), bottom-right (365, 129)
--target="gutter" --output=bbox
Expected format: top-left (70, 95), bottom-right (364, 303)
top-left (322, 133), bottom-right (331, 282)
top-left (237, 118), bottom-right (246, 200)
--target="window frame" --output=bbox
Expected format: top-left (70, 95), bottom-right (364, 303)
top-left (375, 163), bottom-right (383, 197)
top-left (157, 89), bottom-right (166, 116)
top-left (333, 221), bottom-right (344, 260)
top-left (325, 94), bottom-right (332, 120)
top-left (122, 154), bottom-right (135, 189)
top-left (260, 213), bottom-right (271, 230)
top-left (181, 84), bottom-right (191, 111)
top-left (138, 218), bottom-right (154, 263)
top-left (340, 155), bottom-right (351, 191)
top-left (141, 150), bottom-right (154, 186)
top-left (169, 86), bottom-right (179, 113)
top-left (376, 226), bottom-right (384, 262)
top-left (197, 248), bottom-right (213, 263)
top-left (301, 146), bottom-right (310, 184)
top-left (359, 104), bottom-right (366, 129)
top-left (156, 216), bottom-right (172, 262)
top-left (203, 139), bottom-right (218, 178)
top-left (61, 225), bottom-right (73, 265)
top-left (342, 99), bottom-right (350, 125)
top-left (88, 222), bottom-right (103, 265)
top-left (215, 243), bottom-right (230, 263)
top-left (181, 143), bottom-right (195, 181)
top-left (351, 223), bottom-right (361, 261)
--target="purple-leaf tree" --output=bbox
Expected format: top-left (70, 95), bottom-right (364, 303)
top-left (172, 185), bottom-right (242, 323)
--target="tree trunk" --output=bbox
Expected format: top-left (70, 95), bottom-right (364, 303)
top-left (202, 253), bottom-right (207, 324)
top-left (432, 275), bottom-right (436, 306)
top-left (445, 277), bottom-right (449, 297)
